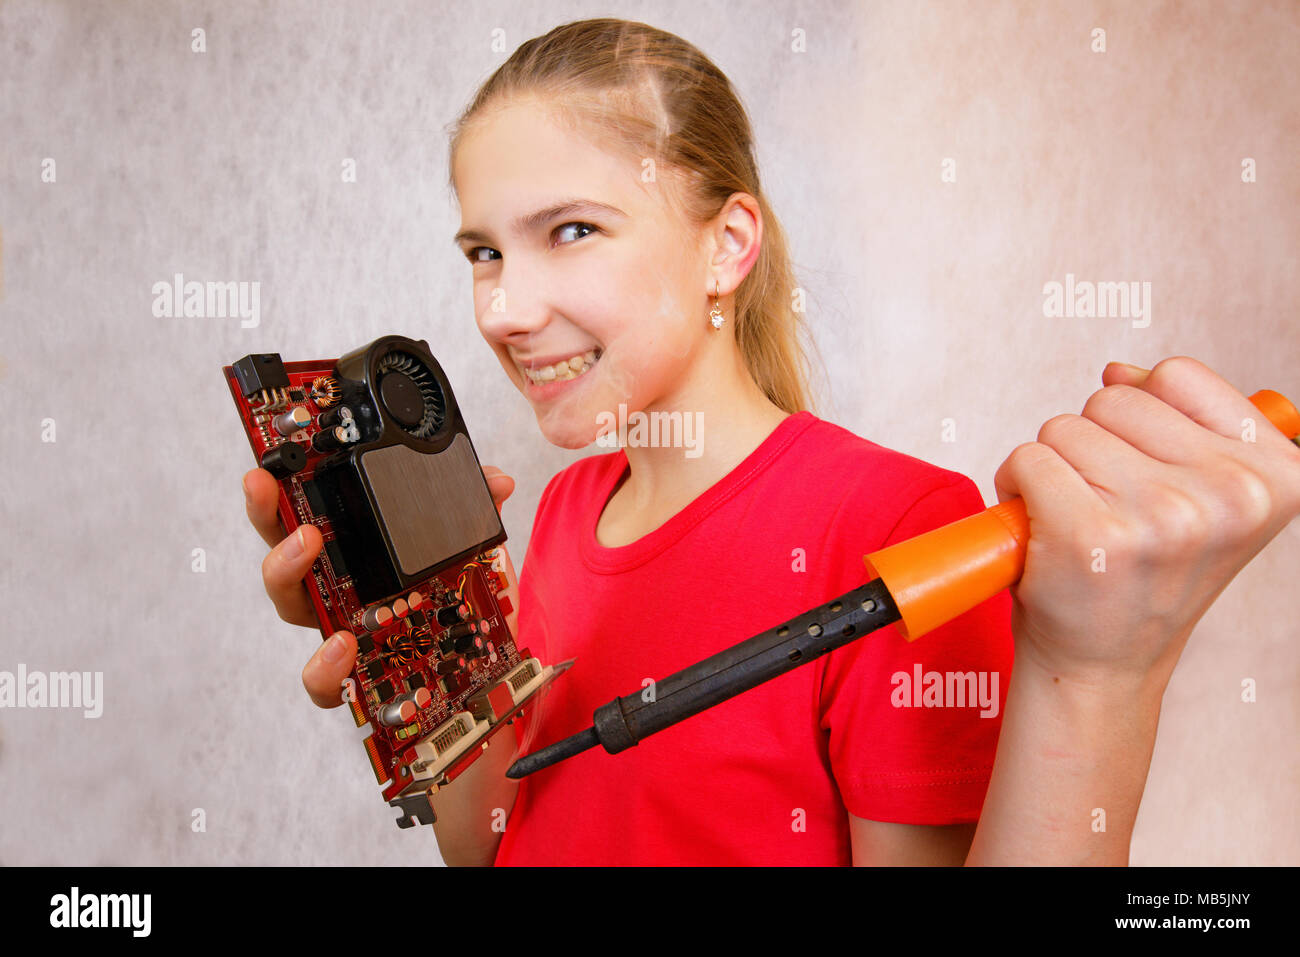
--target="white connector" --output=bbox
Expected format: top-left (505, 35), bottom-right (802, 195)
top-left (501, 657), bottom-right (552, 706)
top-left (403, 711), bottom-right (490, 787)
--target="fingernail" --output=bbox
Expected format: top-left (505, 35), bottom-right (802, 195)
top-left (281, 527), bottom-right (306, 560)
top-left (1112, 361), bottom-right (1150, 374)
top-left (242, 474), bottom-right (252, 502)
top-left (322, 633), bottom-right (347, 663)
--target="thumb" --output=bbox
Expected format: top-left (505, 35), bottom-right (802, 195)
top-left (1102, 361), bottom-right (1151, 388)
top-left (482, 466), bottom-right (516, 513)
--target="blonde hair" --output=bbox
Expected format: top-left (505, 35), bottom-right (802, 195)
top-left (446, 18), bottom-right (817, 414)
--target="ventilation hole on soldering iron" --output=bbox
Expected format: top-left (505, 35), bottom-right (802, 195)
top-left (807, 623), bottom-right (823, 637)
top-left (777, 626), bottom-right (789, 637)
top-left (842, 624), bottom-right (855, 637)
top-left (828, 601), bottom-right (842, 613)
top-left (788, 649), bottom-right (802, 663)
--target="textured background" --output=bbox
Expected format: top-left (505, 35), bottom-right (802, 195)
top-left (0, 0), bottom-right (1295, 865)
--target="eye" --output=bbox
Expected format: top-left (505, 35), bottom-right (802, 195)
top-left (465, 246), bottom-right (500, 264)
top-left (552, 222), bottom-right (598, 246)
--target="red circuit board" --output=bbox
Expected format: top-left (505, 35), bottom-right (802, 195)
top-left (223, 351), bottom-right (569, 828)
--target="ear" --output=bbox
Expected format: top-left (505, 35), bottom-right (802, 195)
top-left (709, 192), bottom-right (763, 295)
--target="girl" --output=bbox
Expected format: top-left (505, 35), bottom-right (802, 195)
top-left (244, 19), bottom-right (1300, 865)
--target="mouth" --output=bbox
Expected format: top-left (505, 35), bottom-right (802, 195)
top-left (519, 348), bottom-right (603, 386)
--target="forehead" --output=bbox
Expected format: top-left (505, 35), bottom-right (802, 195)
top-left (453, 99), bottom-right (655, 224)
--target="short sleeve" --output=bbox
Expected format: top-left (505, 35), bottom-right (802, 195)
top-left (817, 476), bottom-right (1014, 825)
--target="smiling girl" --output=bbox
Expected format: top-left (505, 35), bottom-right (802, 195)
top-left (244, 19), bottom-right (1300, 866)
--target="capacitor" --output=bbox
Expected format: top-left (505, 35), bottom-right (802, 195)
top-left (406, 592), bottom-right (425, 612)
top-left (447, 621), bottom-right (478, 641)
top-left (436, 603), bottom-right (470, 627)
top-left (272, 407), bottom-right (312, 436)
top-left (311, 426), bottom-right (349, 453)
top-left (435, 657), bottom-right (466, 675)
top-left (259, 442), bottom-right (306, 478)
top-left (477, 618), bottom-right (491, 635)
top-left (378, 698), bottom-right (417, 727)
top-left (455, 634), bottom-right (485, 656)
top-left (316, 405), bottom-right (354, 430)
top-left (409, 687), bottom-right (432, 710)
top-left (391, 598), bottom-right (409, 619)
top-left (361, 605), bottom-right (393, 632)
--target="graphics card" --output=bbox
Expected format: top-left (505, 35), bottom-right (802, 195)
top-left (222, 335), bottom-right (569, 828)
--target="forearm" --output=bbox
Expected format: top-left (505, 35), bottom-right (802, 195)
top-left (965, 651), bottom-right (1166, 865)
top-left (429, 729), bottom-right (520, 867)
top-left (430, 543), bottom-right (527, 867)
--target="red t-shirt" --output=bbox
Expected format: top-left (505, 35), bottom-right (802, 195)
top-left (495, 410), bottom-right (1013, 865)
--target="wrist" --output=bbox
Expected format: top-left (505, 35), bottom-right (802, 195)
top-left (1011, 631), bottom-right (1171, 714)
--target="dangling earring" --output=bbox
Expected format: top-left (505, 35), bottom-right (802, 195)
top-left (709, 279), bottom-right (725, 330)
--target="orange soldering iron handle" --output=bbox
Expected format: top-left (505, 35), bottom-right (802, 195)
top-left (863, 389), bottom-right (1300, 641)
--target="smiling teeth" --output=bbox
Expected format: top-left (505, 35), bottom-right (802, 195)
top-left (525, 350), bottom-right (600, 383)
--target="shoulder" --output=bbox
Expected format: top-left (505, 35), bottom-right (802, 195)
top-left (793, 413), bottom-right (986, 529)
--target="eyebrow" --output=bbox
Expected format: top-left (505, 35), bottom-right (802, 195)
top-left (453, 198), bottom-right (627, 246)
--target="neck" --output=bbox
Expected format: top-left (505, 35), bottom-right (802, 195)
top-left (614, 334), bottom-right (792, 512)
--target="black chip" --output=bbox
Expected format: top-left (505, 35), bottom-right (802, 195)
top-left (406, 672), bottom-right (426, 690)
top-left (289, 389), bottom-right (305, 401)
top-left (375, 678), bottom-right (396, 702)
top-left (232, 353), bottom-right (289, 398)
top-left (323, 538), bottom-right (349, 578)
top-left (408, 610), bottom-right (426, 627)
top-left (357, 633), bottom-right (374, 654)
top-left (365, 660), bottom-right (384, 681)
top-left (304, 481), bottom-right (327, 516)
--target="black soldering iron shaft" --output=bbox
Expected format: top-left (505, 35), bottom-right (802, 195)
top-left (507, 727), bottom-right (599, 778)
top-left (505, 577), bottom-right (900, 779)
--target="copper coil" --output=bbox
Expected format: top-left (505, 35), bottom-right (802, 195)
top-left (311, 375), bottom-right (341, 408)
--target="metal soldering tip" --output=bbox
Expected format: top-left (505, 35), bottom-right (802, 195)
top-left (506, 726), bottom-right (601, 779)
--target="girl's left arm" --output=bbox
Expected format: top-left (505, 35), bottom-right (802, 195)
top-left (963, 357), bottom-right (1300, 865)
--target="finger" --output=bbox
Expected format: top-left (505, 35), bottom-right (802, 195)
top-left (261, 524), bottom-right (323, 628)
top-left (1078, 377), bottom-right (1243, 470)
top-left (244, 468), bottom-right (287, 549)
top-left (994, 440), bottom-right (1102, 535)
top-left (1102, 361), bottom-right (1150, 388)
top-left (482, 467), bottom-right (515, 513)
top-left (1104, 356), bottom-right (1280, 453)
top-left (1032, 412), bottom-right (1166, 508)
top-left (302, 631), bottom-right (357, 709)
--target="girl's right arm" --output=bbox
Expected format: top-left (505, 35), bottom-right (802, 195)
top-left (244, 464), bottom-right (524, 867)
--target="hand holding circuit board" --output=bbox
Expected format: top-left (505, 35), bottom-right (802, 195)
top-left (243, 463), bottom-right (521, 708)
top-left (224, 337), bottom-right (571, 829)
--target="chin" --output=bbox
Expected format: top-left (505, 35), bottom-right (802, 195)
top-left (533, 410), bottom-right (598, 450)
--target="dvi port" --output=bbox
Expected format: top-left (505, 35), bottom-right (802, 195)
top-left (403, 711), bottom-right (489, 789)
top-left (502, 657), bottom-right (551, 706)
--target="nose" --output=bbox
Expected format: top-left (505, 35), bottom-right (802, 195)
top-left (475, 259), bottom-right (553, 346)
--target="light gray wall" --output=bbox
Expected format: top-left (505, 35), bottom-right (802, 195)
top-left (0, 0), bottom-right (1295, 865)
